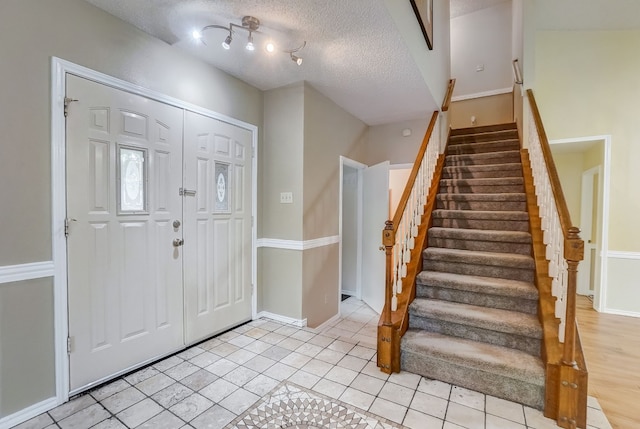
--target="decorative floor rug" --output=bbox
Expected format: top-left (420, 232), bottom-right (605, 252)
top-left (225, 382), bottom-right (404, 429)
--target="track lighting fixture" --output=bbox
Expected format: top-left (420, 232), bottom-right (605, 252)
top-left (193, 16), bottom-right (306, 65)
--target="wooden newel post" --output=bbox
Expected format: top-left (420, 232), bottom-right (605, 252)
top-left (382, 220), bottom-right (394, 326)
top-left (556, 226), bottom-right (587, 429)
top-left (563, 226), bottom-right (583, 366)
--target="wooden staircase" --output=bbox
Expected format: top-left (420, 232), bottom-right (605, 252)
top-left (400, 123), bottom-right (546, 408)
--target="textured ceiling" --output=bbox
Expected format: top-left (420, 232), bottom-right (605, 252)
top-left (84, 0), bottom-right (434, 125)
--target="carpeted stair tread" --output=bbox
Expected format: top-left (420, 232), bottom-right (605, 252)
top-left (440, 177), bottom-right (524, 187)
top-left (428, 227), bottom-right (531, 244)
top-left (449, 132), bottom-right (520, 145)
top-left (410, 298), bottom-right (543, 339)
top-left (436, 193), bottom-right (526, 203)
top-left (402, 330), bottom-right (544, 384)
top-left (432, 210), bottom-right (529, 221)
top-left (442, 163), bottom-right (523, 179)
top-left (416, 271), bottom-right (538, 300)
top-left (423, 247), bottom-right (534, 270)
top-left (445, 150), bottom-right (522, 167)
top-left (447, 139), bottom-right (520, 155)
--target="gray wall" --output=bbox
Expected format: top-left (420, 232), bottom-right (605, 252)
top-left (0, 0), bottom-right (261, 419)
top-left (365, 119), bottom-right (430, 165)
top-left (0, 278), bottom-right (55, 417)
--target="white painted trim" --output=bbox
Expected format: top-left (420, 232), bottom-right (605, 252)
top-left (257, 235), bottom-right (340, 251)
top-left (601, 308), bottom-right (640, 318)
top-left (51, 57), bottom-right (259, 409)
top-left (549, 135), bottom-right (611, 312)
top-left (607, 251), bottom-right (640, 260)
top-left (451, 87), bottom-right (513, 102)
top-left (0, 397), bottom-right (58, 429)
top-left (256, 311), bottom-right (307, 328)
top-left (0, 261), bottom-right (54, 284)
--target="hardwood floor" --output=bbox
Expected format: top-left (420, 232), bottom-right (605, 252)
top-left (577, 295), bottom-right (640, 429)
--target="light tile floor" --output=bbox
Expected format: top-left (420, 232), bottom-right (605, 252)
top-left (14, 297), bottom-right (612, 429)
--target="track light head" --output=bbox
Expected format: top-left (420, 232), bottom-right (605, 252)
top-left (290, 53), bottom-right (303, 66)
top-left (245, 33), bottom-right (255, 51)
top-left (222, 33), bottom-right (232, 50)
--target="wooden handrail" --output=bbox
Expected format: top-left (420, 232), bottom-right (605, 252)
top-left (441, 78), bottom-right (456, 112)
top-left (391, 111), bottom-right (439, 233)
top-left (526, 90), bottom-right (573, 233)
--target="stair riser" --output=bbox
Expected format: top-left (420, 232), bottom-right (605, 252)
top-left (442, 169), bottom-right (523, 180)
top-left (439, 184), bottom-right (525, 194)
top-left (436, 199), bottom-right (527, 211)
top-left (401, 351), bottom-right (544, 409)
top-left (423, 260), bottom-right (534, 282)
top-left (447, 141), bottom-right (521, 155)
top-left (449, 132), bottom-right (519, 144)
top-left (415, 284), bottom-right (538, 315)
top-left (408, 313), bottom-right (541, 356)
top-left (445, 153), bottom-right (521, 167)
top-left (450, 124), bottom-right (518, 137)
top-left (428, 237), bottom-right (532, 255)
top-left (432, 218), bottom-right (529, 232)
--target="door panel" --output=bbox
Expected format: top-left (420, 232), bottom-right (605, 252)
top-left (183, 111), bottom-right (253, 344)
top-left (361, 161), bottom-right (390, 314)
top-left (66, 75), bottom-right (184, 391)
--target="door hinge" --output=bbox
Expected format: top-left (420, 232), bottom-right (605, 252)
top-left (251, 216), bottom-right (254, 227)
top-left (64, 217), bottom-right (77, 238)
top-left (64, 97), bottom-right (78, 117)
top-left (67, 336), bottom-right (73, 353)
top-left (252, 147), bottom-right (255, 158)
top-left (179, 187), bottom-right (197, 197)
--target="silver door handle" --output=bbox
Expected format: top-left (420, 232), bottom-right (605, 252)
top-left (173, 238), bottom-right (184, 247)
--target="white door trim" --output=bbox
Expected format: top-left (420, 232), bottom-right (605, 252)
top-left (338, 156), bottom-right (367, 308)
top-left (51, 57), bottom-right (258, 405)
top-left (549, 135), bottom-right (611, 312)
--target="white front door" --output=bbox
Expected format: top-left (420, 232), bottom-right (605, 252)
top-left (361, 161), bottom-right (390, 314)
top-left (183, 111), bottom-right (253, 344)
top-left (66, 75), bottom-right (184, 391)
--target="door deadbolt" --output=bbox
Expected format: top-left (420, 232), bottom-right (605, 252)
top-left (173, 220), bottom-right (181, 228)
top-left (173, 238), bottom-right (184, 247)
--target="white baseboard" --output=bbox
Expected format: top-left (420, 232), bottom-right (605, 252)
top-left (256, 311), bottom-right (307, 328)
top-left (602, 308), bottom-right (640, 318)
top-left (451, 87), bottom-right (513, 102)
top-left (0, 397), bottom-right (58, 429)
top-left (607, 251), bottom-right (640, 260)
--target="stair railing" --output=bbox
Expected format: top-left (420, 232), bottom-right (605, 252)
top-left (378, 110), bottom-right (443, 373)
top-left (524, 89), bottom-right (587, 429)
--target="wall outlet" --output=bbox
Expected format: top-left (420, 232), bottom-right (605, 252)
top-left (280, 192), bottom-right (293, 204)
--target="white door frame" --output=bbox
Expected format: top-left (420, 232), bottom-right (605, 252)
top-left (51, 57), bottom-right (258, 404)
top-left (549, 135), bottom-right (611, 312)
top-left (338, 156), bottom-right (366, 306)
top-left (577, 165), bottom-right (601, 296)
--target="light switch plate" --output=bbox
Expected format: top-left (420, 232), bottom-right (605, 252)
top-left (280, 192), bottom-right (293, 204)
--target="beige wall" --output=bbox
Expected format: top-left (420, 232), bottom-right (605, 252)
top-left (450, 93), bottom-right (514, 129)
top-left (302, 244), bottom-right (340, 327)
top-left (535, 30), bottom-right (640, 252)
top-left (0, 278), bottom-right (55, 417)
top-left (550, 151), bottom-right (585, 226)
top-left (0, 0), bottom-right (262, 419)
top-left (302, 85), bottom-right (367, 240)
top-left (366, 119), bottom-right (430, 165)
